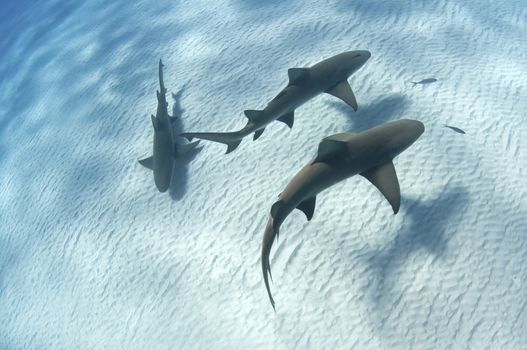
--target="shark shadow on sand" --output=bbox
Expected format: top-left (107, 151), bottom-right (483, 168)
top-left (361, 185), bottom-right (469, 306)
top-left (327, 93), bottom-right (410, 132)
top-left (139, 60), bottom-right (200, 194)
top-left (169, 88), bottom-right (202, 201)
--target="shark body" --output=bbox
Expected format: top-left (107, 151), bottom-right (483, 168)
top-left (181, 50), bottom-right (371, 153)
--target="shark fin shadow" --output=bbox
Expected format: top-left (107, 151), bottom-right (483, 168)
top-left (327, 93), bottom-right (409, 132)
top-left (363, 185), bottom-right (469, 305)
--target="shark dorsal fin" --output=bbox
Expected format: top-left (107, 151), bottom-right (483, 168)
top-left (151, 115), bottom-right (160, 132)
top-left (326, 81), bottom-right (358, 111)
top-left (277, 111), bottom-right (294, 128)
top-left (287, 68), bottom-right (309, 85)
top-left (138, 156), bottom-right (154, 170)
top-left (360, 161), bottom-right (401, 214)
top-left (313, 138), bottom-right (348, 164)
top-left (254, 128), bottom-right (265, 140)
top-left (296, 196), bottom-right (316, 221)
top-left (244, 110), bottom-right (264, 123)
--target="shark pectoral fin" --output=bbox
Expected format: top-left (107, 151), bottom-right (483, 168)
top-left (287, 68), bottom-right (309, 85)
top-left (151, 115), bottom-right (160, 132)
top-left (244, 110), bottom-right (264, 123)
top-left (296, 196), bottom-right (316, 221)
top-left (277, 111), bottom-right (294, 128)
top-left (313, 139), bottom-right (347, 164)
top-left (175, 141), bottom-right (200, 157)
top-left (361, 161), bottom-right (401, 214)
top-left (326, 81), bottom-right (358, 111)
top-left (139, 156), bottom-right (154, 170)
top-left (253, 128), bottom-right (265, 141)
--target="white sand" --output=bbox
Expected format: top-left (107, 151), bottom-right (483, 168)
top-left (0, 0), bottom-right (526, 348)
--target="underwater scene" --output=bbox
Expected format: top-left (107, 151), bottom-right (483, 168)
top-left (0, 0), bottom-right (526, 349)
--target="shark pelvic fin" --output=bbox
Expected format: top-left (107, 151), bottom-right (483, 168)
top-left (138, 156), bottom-right (154, 170)
top-left (361, 161), bottom-right (401, 214)
top-left (175, 141), bottom-right (200, 157)
top-left (270, 200), bottom-right (284, 236)
top-left (270, 200), bottom-right (283, 219)
top-left (296, 196), bottom-right (316, 221)
top-left (277, 111), bottom-right (294, 128)
top-left (244, 110), bottom-right (264, 123)
top-left (287, 68), bottom-right (309, 85)
top-left (253, 128), bottom-right (265, 140)
top-left (226, 140), bottom-right (242, 154)
top-left (326, 81), bottom-right (358, 111)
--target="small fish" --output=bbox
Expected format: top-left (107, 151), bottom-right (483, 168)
top-left (444, 124), bottom-right (466, 134)
top-left (411, 78), bottom-right (437, 86)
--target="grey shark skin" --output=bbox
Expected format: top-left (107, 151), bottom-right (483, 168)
top-left (261, 119), bottom-right (425, 309)
top-left (181, 50), bottom-right (371, 153)
top-left (139, 59), bottom-right (199, 192)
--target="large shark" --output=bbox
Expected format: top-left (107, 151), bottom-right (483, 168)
top-left (139, 60), bottom-right (199, 192)
top-left (181, 50), bottom-right (371, 153)
top-left (261, 119), bottom-right (425, 309)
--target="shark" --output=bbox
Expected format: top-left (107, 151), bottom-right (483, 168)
top-left (139, 59), bottom-right (199, 192)
top-left (181, 50), bottom-right (371, 153)
top-left (261, 119), bottom-right (425, 309)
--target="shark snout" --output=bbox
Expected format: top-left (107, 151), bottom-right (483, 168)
top-left (398, 119), bottom-right (425, 144)
top-left (357, 50), bottom-right (371, 59)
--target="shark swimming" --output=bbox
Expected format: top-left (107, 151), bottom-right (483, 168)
top-left (139, 59), bottom-right (199, 192)
top-left (261, 119), bottom-right (425, 309)
top-left (181, 50), bottom-right (371, 153)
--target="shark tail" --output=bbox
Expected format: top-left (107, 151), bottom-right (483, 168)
top-left (180, 131), bottom-right (243, 154)
top-left (261, 218), bottom-right (277, 311)
top-left (158, 59), bottom-right (167, 94)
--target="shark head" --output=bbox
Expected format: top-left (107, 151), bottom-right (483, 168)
top-left (382, 119), bottom-right (425, 159)
top-left (338, 50), bottom-right (371, 76)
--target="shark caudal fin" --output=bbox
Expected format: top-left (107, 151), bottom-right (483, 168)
top-left (180, 132), bottom-right (242, 154)
top-left (261, 218), bottom-right (277, 311)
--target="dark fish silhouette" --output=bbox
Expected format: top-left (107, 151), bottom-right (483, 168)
top-left (411, 78), bottom-right (437, 86)
top-left (139, 60), bottom-right (200, 192)
top-left (444, 124), bottom-right (466, 134)
top-left (181, 50), bottom-right (371, 153)
top-left (261, 119), bottom-right (425, 309)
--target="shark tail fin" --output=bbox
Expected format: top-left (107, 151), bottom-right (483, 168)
top-left (180, 131), bottom-right (242, 154)
top-left (261, 218), bottom-right (277, 311)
